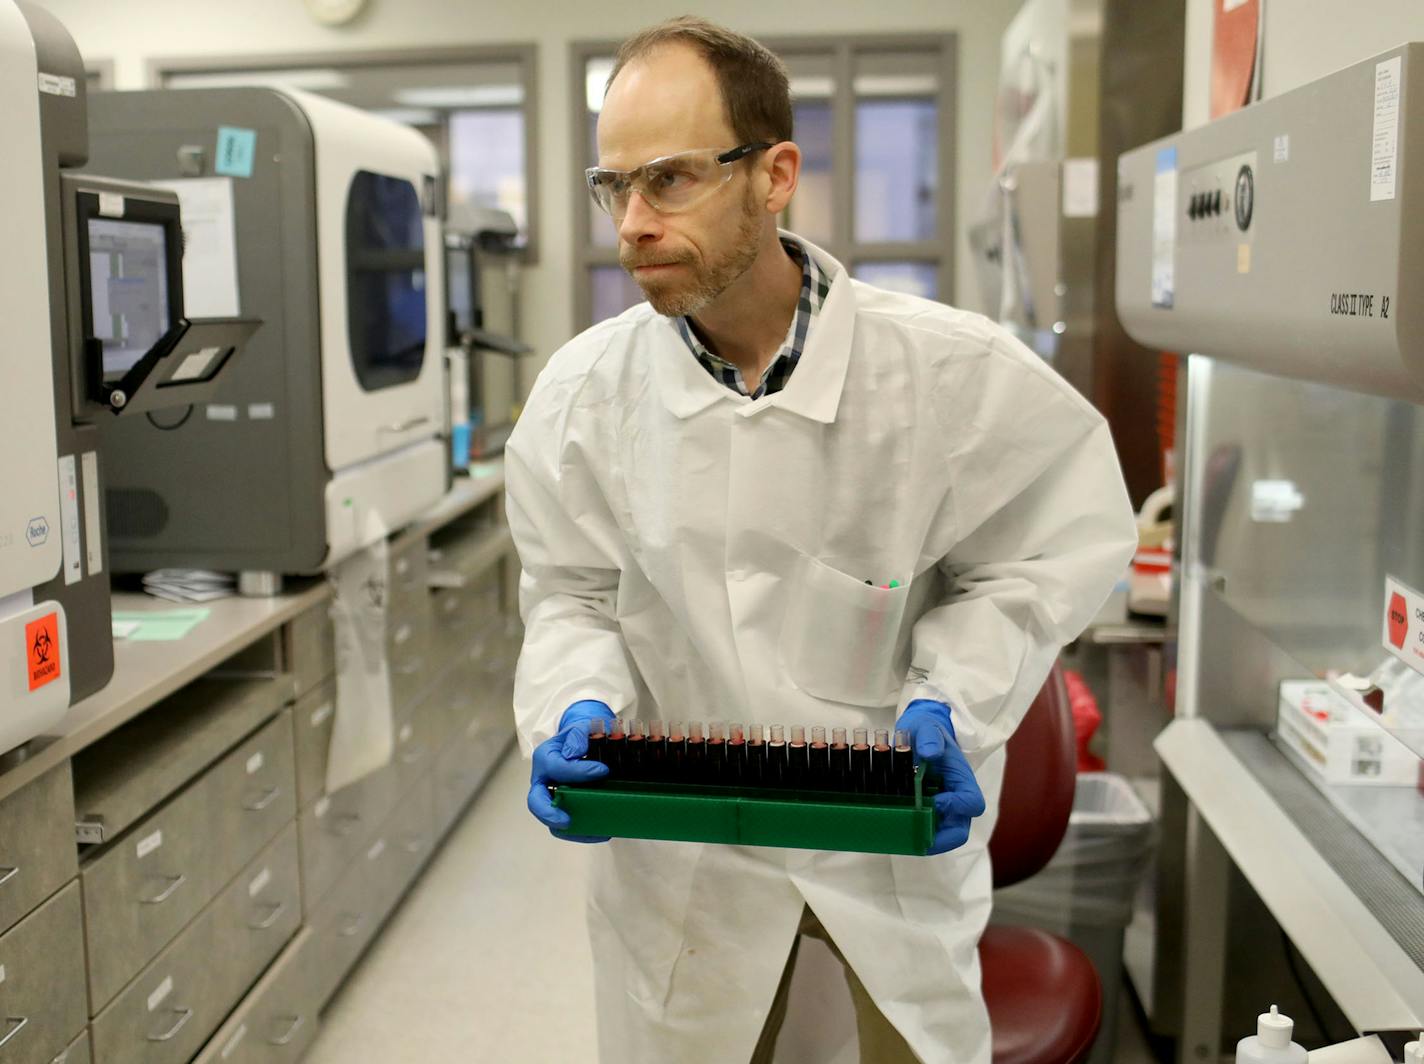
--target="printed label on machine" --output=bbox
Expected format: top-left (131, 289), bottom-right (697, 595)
top-left (1384, 576), bottom-right (1424, 675)
top-left (57, 455), bottom-right (81, 586)
top-left (82, 451), bottom-right (103, 577)
top-left (25, 613), bottom-right (61, 691)
top-left (1372, 56), bottom-right (1402, 202)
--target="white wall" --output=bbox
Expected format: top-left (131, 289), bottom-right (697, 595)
top-left (1183, 0), bottom-right (1424, 128)
top-left (34, 0), bottom-right (1020, 366)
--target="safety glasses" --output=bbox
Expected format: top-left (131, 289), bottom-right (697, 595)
top-left (585, 142), bottom-right (774, 217)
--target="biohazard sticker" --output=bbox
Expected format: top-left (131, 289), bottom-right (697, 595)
top-left (1384, 576), bottom-right (1424, 677)
top-left (25, 613), bottom-right (61, 691)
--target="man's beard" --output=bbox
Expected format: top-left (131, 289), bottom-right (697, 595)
top-left (621, 185), bottom-right (762, 318)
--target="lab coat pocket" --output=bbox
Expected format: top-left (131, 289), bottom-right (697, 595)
top-left (780, 555), bottom-right (911, 707)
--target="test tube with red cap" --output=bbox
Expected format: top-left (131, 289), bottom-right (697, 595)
top-left (746, 724), bottom-right (766, 786)
top-left (727, 723), bottom-right (747, 783)
top-left (850, 727), bottom-right (871, 793)
top-left (685, 721), bottom-right (706, 782)
top-left (787, 725), bottom-right (809, 788)
top-left (666, 720), bottom-right (686, 779)
top-left (646, 719), bottom-right (667, 781)
top-left (707, 722), bottom-right (727, 782)
top-left (893, 728), bottom-right (914, 795)
top-left (586, 717), bottom-right (607, 764)
top-left (872, 729), bottom-right (892, 794)
top-left (808, 726), bottom-right (830, 788)
top-left (830, 727), bottom-right (850, 789)
top-left (605, 718), bottom-right (626, 777)
top-left (626, 720), bottom-right (647, 779)
top-left (767, 725), bottom-right (788, 787)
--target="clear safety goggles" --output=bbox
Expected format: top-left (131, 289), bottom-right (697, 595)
top-left (585, 142), bottom-right (773, 217)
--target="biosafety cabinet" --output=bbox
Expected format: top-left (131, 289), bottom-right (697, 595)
top-left (1117, 44), bottom-right (1424, 1050)
top-left (85, 88), bottom-right (447, 585)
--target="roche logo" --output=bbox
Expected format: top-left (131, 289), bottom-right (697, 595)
top-left (25, 517), bottom-right (49, 547)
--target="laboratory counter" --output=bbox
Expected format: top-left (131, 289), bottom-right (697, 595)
top-left (0, 461), bottom-right (519, 1064)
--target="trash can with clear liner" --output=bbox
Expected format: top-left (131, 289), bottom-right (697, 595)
top-left (990, 772), bottom-right (1155, 1064)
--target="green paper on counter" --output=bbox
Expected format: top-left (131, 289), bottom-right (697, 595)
top-left (111, 609), bottom-right (211, 642)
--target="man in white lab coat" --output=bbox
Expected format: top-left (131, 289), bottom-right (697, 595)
top-left (506, 16), bottom-right (1137, 1064)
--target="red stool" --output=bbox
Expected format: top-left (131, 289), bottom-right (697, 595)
top-left (980, 664), bottom-right (1102, 1064)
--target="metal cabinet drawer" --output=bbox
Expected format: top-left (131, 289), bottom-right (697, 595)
top-left (387, 609), bottom-right (433, 715)
top-left (382, 774), bottom-right (435, 907)
top-left (430, 572), bottom-right (501, 665)
top-left (51, 1029), bottom-right (91, 1064)
top-left (392, 696), bottom-right (437, 799)
top-left (0, 763), bottom-right (77, 938)
top-left (297, 765), bottom-right (396, 914)
top-left (433, 715), bottom-right (511, 840)
top-left (215, 713), bottom-right (297, 886)
top-left (0, 883), bottom-right (86, 1064)
top-left (90, 825), bottom-right (301, 1064)
top-left (291, 681), bottom-right (336, 810)
top-left (306, 829), bottom-right (391, 1009)
top-left (286, 604), bottom-right (335, 698)
top-left (82, 712), bottom-right (296, 1011)
top-left (193, 930), bottom-right (319, 1064)
top-left (386, 537), bottom-right (429, 614)
top-left (74, 676), bottom-right (294, 845)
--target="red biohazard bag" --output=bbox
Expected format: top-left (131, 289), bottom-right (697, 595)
top-left (1064, 669), bottom-right (1106, 773)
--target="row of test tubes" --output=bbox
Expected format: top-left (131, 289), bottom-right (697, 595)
top-left (583, 720), bottom-right (917, 796)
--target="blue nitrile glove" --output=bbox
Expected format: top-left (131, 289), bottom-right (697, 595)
top-left (895, 699), bottom-right (987, 856)
top-left (527, 700), bottom-right (617, 843)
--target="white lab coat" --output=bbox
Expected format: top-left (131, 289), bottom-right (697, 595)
top-left (506, 236), bottom-right (1137, 1064)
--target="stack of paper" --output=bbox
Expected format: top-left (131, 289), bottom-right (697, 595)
top-left (142, 569), bottom-right (235, 603)
top-left (112, 609), bottom-right (211, 642)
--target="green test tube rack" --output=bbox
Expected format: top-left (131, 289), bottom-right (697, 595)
top-left (552, 764), bottom-right (938, 856)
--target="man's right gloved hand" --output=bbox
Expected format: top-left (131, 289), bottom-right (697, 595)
top-left (527, 699), bottom-right (617, 843)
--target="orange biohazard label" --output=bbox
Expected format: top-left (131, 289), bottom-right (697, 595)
top-left (26, 614), bottom-right (61, 692)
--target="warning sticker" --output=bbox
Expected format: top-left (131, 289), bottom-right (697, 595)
top-left (1383, 575), bottom-right (1424, 676)
top-left (25, 613), bottom-right (61, 691)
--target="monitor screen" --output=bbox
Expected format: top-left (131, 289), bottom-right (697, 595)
top-left (87, 217), bottom-right (171, 382)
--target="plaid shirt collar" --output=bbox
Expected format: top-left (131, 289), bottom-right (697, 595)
top-left (673, 238), bottom-right (831, 400)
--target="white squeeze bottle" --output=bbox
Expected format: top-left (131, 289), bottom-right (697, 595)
top-left (1405, 1033), bottom-right (1424, 1064)
top-left (1235, 1006), bottom-right (1307, 1064)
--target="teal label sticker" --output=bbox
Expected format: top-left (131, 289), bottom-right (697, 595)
top-left (215, 126), bottom-right (257, 178)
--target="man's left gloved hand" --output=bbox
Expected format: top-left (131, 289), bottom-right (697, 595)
top-left (895, 699), bottom-right (987, 856)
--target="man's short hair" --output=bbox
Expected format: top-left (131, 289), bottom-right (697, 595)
top-left (607, 16), bottom-right (793, 145)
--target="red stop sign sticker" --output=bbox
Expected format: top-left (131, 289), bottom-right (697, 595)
top-left (1388, 592), bottom-right (1409, 649)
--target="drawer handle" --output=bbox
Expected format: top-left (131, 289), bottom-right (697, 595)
top-left (0, 1017), bottom-right (27, 1050)
top-left (395, 659), bottom-right (423, 676)
top-left (393, 623), bottom-right (413, 646)
top-left (248, 900), bottom-right (288, 931)
top-left (0, 866), bottom-right (17, 889)
top-left (400, 835), bottom-right (425, 855)
top-left (147, 1007), bottom-right (193, 1043)
top-left (330, 813), bottom-right (363, 838)
top-left (140, 873), bottom-right (187, 905)
top-left (268, 1013), bottom-right (306, 1047)
top-left (399, 743), bottom-right (428, 766)
top-left (337, 911), bottom-right (366, 938)
top-left (244, 786), bottom-right (282, 812)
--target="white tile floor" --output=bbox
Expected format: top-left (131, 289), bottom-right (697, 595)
top-left (307, 750), bottom-right (1164, 1063)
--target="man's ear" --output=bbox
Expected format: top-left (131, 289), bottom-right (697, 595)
top-left (762, 141), bottom-right (801, 215)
